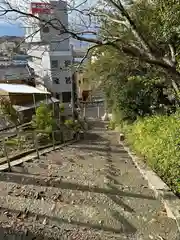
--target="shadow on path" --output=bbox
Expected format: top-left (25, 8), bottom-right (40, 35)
top-left (0, 206), bottom-right (136, 236)
top-left (0, 172), bottom-right (155, 200)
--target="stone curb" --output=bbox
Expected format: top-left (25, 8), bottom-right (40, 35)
top-left (118, 134), bottom-right (180, 233)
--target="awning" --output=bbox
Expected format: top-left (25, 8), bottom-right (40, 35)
top-left (13, 97), bottom-right (59, 112)
top-left (0, 83), bottom-right (50, 94)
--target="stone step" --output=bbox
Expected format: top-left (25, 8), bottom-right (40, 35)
top-left (0, 194), bottom-right (136, 236)
top-left (0, 172), bottom-right (155, 202)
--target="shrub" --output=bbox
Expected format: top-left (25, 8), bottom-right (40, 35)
top-left (107, 75), bottom-right (177, 122)
top-left (59, 103), bottom-right (65, 113)
top-left (37, 133), bottom-right (50, 145)
top-left (107, 119), bottom-right (116, 130)
top-left (64, 119), bottom-right (81, 132)
top-left (0, 97), bottom-right (20, 128)
top-left (124, 111), bottom-right (180, 195)
top-left (31, 103), bottom-right (55, 134)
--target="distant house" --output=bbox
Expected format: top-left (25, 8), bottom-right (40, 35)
top-left (0, 63), bottom-right (35, 86)
top-left (0, 84), bottom-right (59, 123)
top-left (75, 71), bottom-right (92, 101)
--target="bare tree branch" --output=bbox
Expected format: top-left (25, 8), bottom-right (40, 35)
top-left (1, 0), bottom-right (180, 91)
top-left (107, 0), bottom-right (154, 56)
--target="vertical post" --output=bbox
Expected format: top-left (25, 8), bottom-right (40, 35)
top-left (71, 53), bottom-right (78, 121)
top-left (71, 68), bottom-right (75, 120)
top-left (97, 103), bottom-right (100, 119)
top-left (83, 103), bottom-right (86, 118)
top-left (33, 94), bottom-right (36, 112)
top-left (104, 100), bottom-right (108, 118)
top-left (52, 130), bottom-right (55, 150)
top-left (3, 138), bottom-right (11, 172)
top-left (34, 131), bottom-right (40, 159)
top-left (53, 101), bottom-right (55, 118)
top-left (59, 109), bottom-right (61, 124)
top-left (60, 131), bottom-right (64, 143)
top-left (46, 94), bottom-right (48, 104)
top-left (17, 130), bottom-right (22, 150)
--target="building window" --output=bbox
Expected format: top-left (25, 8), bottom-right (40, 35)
top-left (51, 60), bottom-right (58, 68)
top-left (52, 77), bottom-right (60, 84)
top-left (64, 60), bottom-right (71, 67)
top-left (65, 77), bottom-right (71, 84)
top-left (42, 26), bottom-right (50, 33)
top-left (55, 93), bottom-right (60, 99)
top-left (62, 92), bottom-right (71, 103)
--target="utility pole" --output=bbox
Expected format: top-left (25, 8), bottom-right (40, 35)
top-left (71, 46), bottom-right (78, 120)
top-left (71, 71), bottom-right (76, 120)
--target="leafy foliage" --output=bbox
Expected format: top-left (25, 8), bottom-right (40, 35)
top-left (123, 112), bottom-right (180, 195)
top-left (64, 119), bottom-right (81, 132)
top-left (59, 103), bottom-right (65, 113)
top-left (84, 48), bottom-right (176, 121)
top-left (115, 76), bottom-right (176, 121)
top-left (31, 103), bottom-right (55, 134)
top-left (97, 0), bottom-right (180, 96)
top-left (84, 0), bottom-right (180, 197)
top-left (0, 97), bottom-right (19, 127)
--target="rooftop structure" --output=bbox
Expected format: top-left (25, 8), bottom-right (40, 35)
top-left (0, 83), bottom-right (50, 94)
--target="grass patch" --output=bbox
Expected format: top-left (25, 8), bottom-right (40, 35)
top-left (120, 112), bottom-right (180, 196)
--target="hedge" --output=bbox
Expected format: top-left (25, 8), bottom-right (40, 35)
top-left (122, 111), bottom-right (180, 196)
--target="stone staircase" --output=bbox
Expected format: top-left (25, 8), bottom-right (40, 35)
top-left (90, 81), bottom-right (104, 101)
top-left (0, 137), bottom-right (121, 240)
top-left (0, 126), bottom-right (178, 240)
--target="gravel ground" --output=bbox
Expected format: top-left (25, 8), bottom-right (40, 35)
top-left (0, 121), bottom-right (179, 240)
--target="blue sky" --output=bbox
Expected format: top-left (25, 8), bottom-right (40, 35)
top-left (0, 22), bottom-right (91, 49)
top-left (0, 23), bottom-right (24, 36)
top-left (0, 0), bottom-right (97, 37)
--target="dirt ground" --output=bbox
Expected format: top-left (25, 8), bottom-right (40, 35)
top-left (0, 121), bottom-right (179, 240)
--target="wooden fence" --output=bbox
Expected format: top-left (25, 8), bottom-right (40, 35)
top-left (0, 127), bottom-right (75, 172)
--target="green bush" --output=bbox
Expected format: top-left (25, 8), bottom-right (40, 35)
top-left (31, 103), bottom-right (55, 134)
top-left (114, 76), bottom-right (176, 121)
top-left (64, 119), bottom-right (81, 132)
top-left (107, 119), bottom-right (116, 130)
top-left (124, 111), bottom-right (180, 195)
top-left (59, 103), bottom-right (65, 113)
top-left (37, 133), bottom-right (50, 145)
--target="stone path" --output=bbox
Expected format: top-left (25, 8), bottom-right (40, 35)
top-left (0, 121), bottom-right (179, 239)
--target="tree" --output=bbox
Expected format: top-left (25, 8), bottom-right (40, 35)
top-left (83, 43), bottom-right (176, 121)
top-left (1, 0), bottom-right (180, 97)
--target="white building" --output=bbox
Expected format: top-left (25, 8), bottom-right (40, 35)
top-left (25, 0), bottom-right (73, 103)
